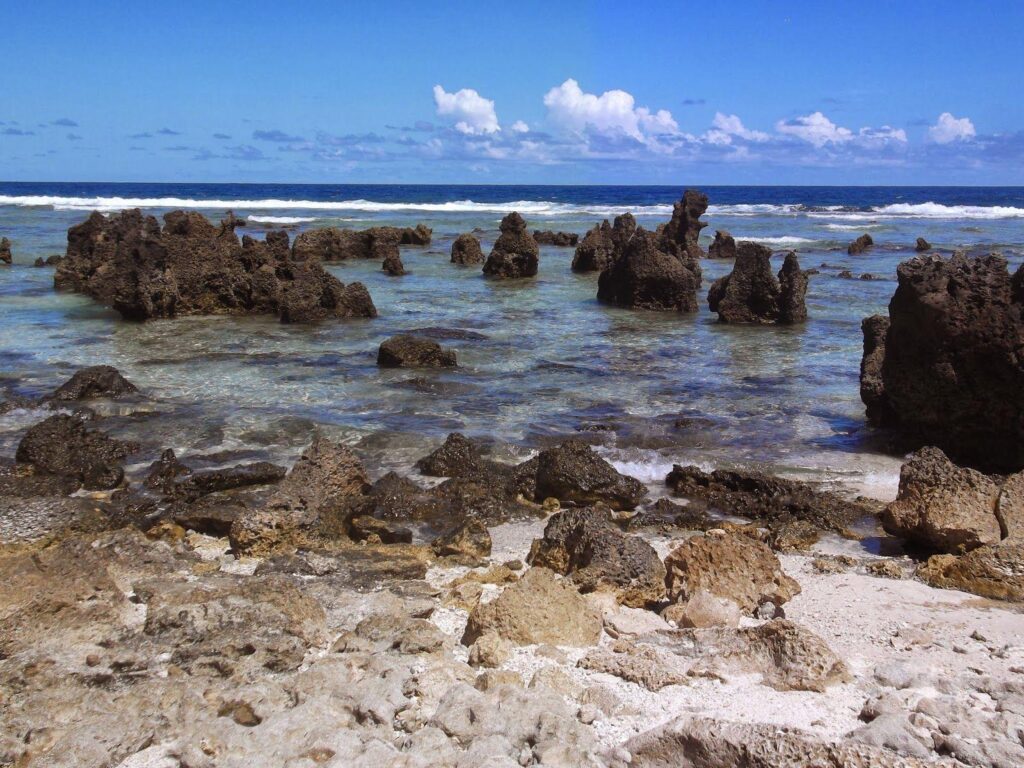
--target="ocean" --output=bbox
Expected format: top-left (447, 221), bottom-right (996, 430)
top-left (2, 183), bottom-right (1023, 502)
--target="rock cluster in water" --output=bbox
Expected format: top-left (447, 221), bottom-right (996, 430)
top-left (291, 223), bottom-right (431, 261)
top-left (707, 243), bottom-right (809, 324)
top-left (450, 233), bottom-right (484, 264)
top-left (55, 209), bottom-right (377, 323)
top-left (533, 230), bottom-right (579, 246)
top-left (482, 212), bottom-right (540, 278)
top-left (860, 252), bottom-right (1024, 471)
top-left (848, 233), bottom-right (874, 255)
top-left (707, 229), bottom-right (737, 259)
top-left (572, 214), bottom-right (636, 273)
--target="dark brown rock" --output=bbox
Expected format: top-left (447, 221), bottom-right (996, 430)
top-left (349, 515), bottom-right (413, 544)
top-left (381, 246), bottom-right (406, 276)
top-left (859, 253), bottom-right (1024, 471)
top-left (848, 233), bottom-right (874, 255)
top-left (777, 252), bottom-right (810, 324)
top-left (48, 365), bottom-right (138, 401)
top-left (377, 335), bottom-right (457, 367)
top-left (707, 243), bottom-right (807, 324)
top-left (915, 237), bottom-right (931, 252)
top-left (572, 214), bottom-right (636, 272)
top-left (292, 225), bottom-right (430, 262)
top-left (450, 233), bottom-right (484, 265)
top-left (0, 237), bottom-right (11, 265)
top-left (533, 440), bottom-right (646, 510)
top-left (482, 212), bottom-right (539, 278)
top-left (16, 414), bottom-right (138, 490)
top-left (55, 210), bottom-right (376, 323)
top-left (532, 230), bottom-right (579, 247)
top-left (659, 189), bottom-right (709, 260)
top-left (707, 230), bottom-right (736, 259)
top-left (596, 228), bottom-right (701, 312)
top-left (527, 507), bottom-right (666, 606)
top-left (431, 519), bottom-right (492, 560)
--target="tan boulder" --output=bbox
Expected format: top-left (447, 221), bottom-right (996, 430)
top-left (918, 542), bottom-right (1024, 601)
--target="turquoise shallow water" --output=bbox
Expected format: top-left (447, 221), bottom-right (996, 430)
top-left (2, 184), bottom-right (1023, 499)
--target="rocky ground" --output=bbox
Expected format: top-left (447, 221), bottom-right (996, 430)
top-left (2, 368), bottom-right (1023, 767)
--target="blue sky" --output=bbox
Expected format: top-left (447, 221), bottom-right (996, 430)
top-left (2, 0), bottom-right (1022, 184)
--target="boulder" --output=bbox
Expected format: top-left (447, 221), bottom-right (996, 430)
top-left (15, 414), bottom-right (138, 491)
top-left (450, 233), bottom-right (484, 265)
top-left (663, 531), bottom-right (801, 614)
top-left (527, 507), bottom-right (666, 606)
top-left (533, 440), bottom-right (646, 510)
top-left (482, 212), bottom-right (539, 278)
top-left (572, 214), bottom-right (636, 273)
top-left (48, 365), bottom-right (138, 401)
top-left (919, 542), bottom-right (1024, 601)
top-left (381, 249), bottom-right (406, 276)
top-left (707, 230), bottom-right (736, 260)
top-left (431, 519), bottom-right (492, 560)
top-left (349, 515), bottom-right (413, 544)
top-left (149, 456), bottom-right (287, 502)
top-left (55, 210), bottom-right (377, 323)
top-left (859, 253), bottom-right (1024, 471)
top-left (659, 188), bottom-right (709, 260)
top-left (462, 567), bottom-right (602, 646)
top-left (596, 228), bottom-right (702, 312)
top-left (416, 432), bottom-right (484, 477)
top-left (0, 237), bottom-right (11, 265)
top-left (707, 243), bottom-right (808, 324)
top-left (882, 447), bottom-right (1003, 553)
top-left (292, 225), bottom-right (431, 262)
top-left (661, 589), bottom-right (741, 628)
top-left (915, 237), bottom-right (931, 252)
top-left (377, 334), bottom-right (457, 368)
top-left (533, 230), bottom-right (579, 247)
top-left (848, 233), bottom-right (874, 255)
top-left (34, 254), bottom-right (63, 268)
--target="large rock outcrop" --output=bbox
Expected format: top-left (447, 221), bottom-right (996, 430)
top-left (659, 189), bottom-right (709, 260)
top-left (707, 243), bottom-right (808, 324)
top-left (291, 224), bottom-right (431, 262)
top-left (16, 414), bottom-right (138, 491)
top-left (450, 233), bottom-right (483, 265)
top-left (533, 230), bottom-right (579, 247)
top-left (571, 214), bottom-right (635, 272)
top-left (707, 230), bottom-right (736, 259)
top-left (55, 210), bottom-right (377, 323)
top-left (859, 253), bottom-right (1024, 471)
top-left (482, 212), bottom-right (539, 278)
top-left (596, 228), bottom-right (702, 312)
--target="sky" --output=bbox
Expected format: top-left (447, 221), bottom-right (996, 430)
top-left (2, 0), bottom-right (1023, 185)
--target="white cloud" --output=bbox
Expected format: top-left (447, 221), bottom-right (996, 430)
top-left (857, 125), bottom-right (907, 145)
top-left (542, 78), bottom-right (678, 142)
top-left (775, 112), bottom-right (853, 147)
top-left (704, 112), bottom-right (769, 145)
top-left (433, 85), bottom-right (500, 135)
top-left (510, 120), bottom-right (529, 133)
top-left (929, 112), bottom-right (975, 144)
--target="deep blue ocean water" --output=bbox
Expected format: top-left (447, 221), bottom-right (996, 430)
top-left (2, 183), bottom-right (1023, 502)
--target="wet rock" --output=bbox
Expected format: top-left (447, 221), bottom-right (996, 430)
top-left (707, 243), bottom-right (808, 324)
top-left (15, 414), bottom-right (137, 490)
top-left (377, 334), bottom-right (457, 368)
top-left (533, 230), bottom-right (579, 247)
top-left (33, 254), bottom-right (63, 268)
top-left (659, 188), bottom-right (709, 260)
top-left (707, 230), bottom-right (736, 259)
top-left (533, 440), bottom-right (646, 510)
top-left (527, 507), bottom-right (665, 607)
top-left (450, 233), bottom-right (484, 265)
top-left (431, 519), bottom-right (492, 561)
top-left (0, 492), bottom-right (109, 545)
top-left (147, 452), bottom-right (287, 502)
top-left (56, 210), bottom-right (376, 323)
top-left (0, 237), bottom-right (11, 264)
top-left (617, 716), bottom-right (955, 768)
top-left (663, 531), bottom-right (801, 614)
top-left (665, 463), bottom-right (870, 535)
top-left (482, 212), bottom-right (539, 278)
top-left (838, 269), bottom-right (854, 278)
top-left (919, 542), bottom-right (1024, 601)
top-left (48, 365), bottom-right (138, 401)
top-left (169, 492), bottom-right (250, 537)
top-left (848, 233), bottom-right (874, 255)
top-left (349, 515), bottom-right (413, 544)
top-left (292, 225), bottom-right (431, 262)
top-left (858, 253), bottom-right (1024, 472)
top-left (416, 432), bottom-right (484, 477)
top-left (915, 237), bottom-right (931, 252)
top-left (462, 567), bottom-right (602, 647)
top-left (597, 228), bottom-right (702, 312)
top-left (380, 245), bottom-right (406, 276)
top-left (882, 446), bottom-right (1003, 553)
top-left (572, 214), bottom-right (636, 273)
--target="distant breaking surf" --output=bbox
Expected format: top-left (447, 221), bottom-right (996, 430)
top-left (1, 195), bottom-right (1023, 219)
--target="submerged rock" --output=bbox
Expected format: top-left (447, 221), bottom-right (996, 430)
top-left (707, 229), bottom-right (736, 259)
top-left (859, 253), bottom-right (1024, 471)
top-left (707, 243), bottom-right (808, 324)
top-left (450, 233), bottom-right (483, 265)
top-left (533, 230), bottom-right (579, 246)
top-left (848, 233), bottom-right (874, 255)
top-left (377, 334), bottom-right (457, 368)
top-left (915, 237), bottom-right (931, 252)
top-left (16, 414), bottom-right (138, 491)
top-left (527, 507), bottom-right (666, 607)
top-left (56, 209), bottom-right (377, 323)
top-left (572, 214), bottom-right (636, 272)
top-left (482, 212), bottom-right (539, 278)
top-left (596, 228), bottom-right (702, 312)
top-left (48, 365), bottom-right (138, 401)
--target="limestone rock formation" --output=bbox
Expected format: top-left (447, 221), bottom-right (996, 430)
top-left (533, 230), bottom-right (579, 246)
top-left (707, 243), bottom-right (808, 324)
top-left (848, 233), bottom-right (874, 255)
top-left (572, 214), bottom-right (636, 272)
top-left (450, 233), bottom-right (484, 265)
top-left (707, 230), bottom-right (736, 259)
top-left (659, 188), bottom-right (709, 260)
top-left (377, 334), bottom-right (457, 368)
top-left (482, 212), bottom-right (539, 278)
top-left (291, 224), bottom-right (431, 261)
top-left (915, 237), bottom-right (931, 252)
top-left (858, 253), bottom-right (1024, 471)
top-left (48, 365), bottom-right (138, 401)
top-left (596, 228), bottom-right (702, 312)
top-left (0, 237), bottom-right (11, 265)
top-left (533, 440), bottom-right (646, 510)
top-left (15, 414), bottom-right (138, 491)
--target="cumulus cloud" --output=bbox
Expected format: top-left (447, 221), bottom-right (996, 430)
top-left (775, 112), bottom-right (853, 147)
top-left (929, 112), bottom-right (976, 144)
top-left (433, 85), bottom-right (500, 135)
top-left (510, 120), bottom-right (530, 133)
top-left (543, 79), bottom-right (678, 142)
top-left (704, 112), bottom-right (769, 145)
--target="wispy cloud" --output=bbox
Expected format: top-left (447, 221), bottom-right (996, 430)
top-left (252, 129), bottom-right (306, 143)
top-left (51, 117), bottom-right (78, 127)
top-left (2, 127), bottom-right (35, 136)
top-left (157, 127), bottom-right (182, 136)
